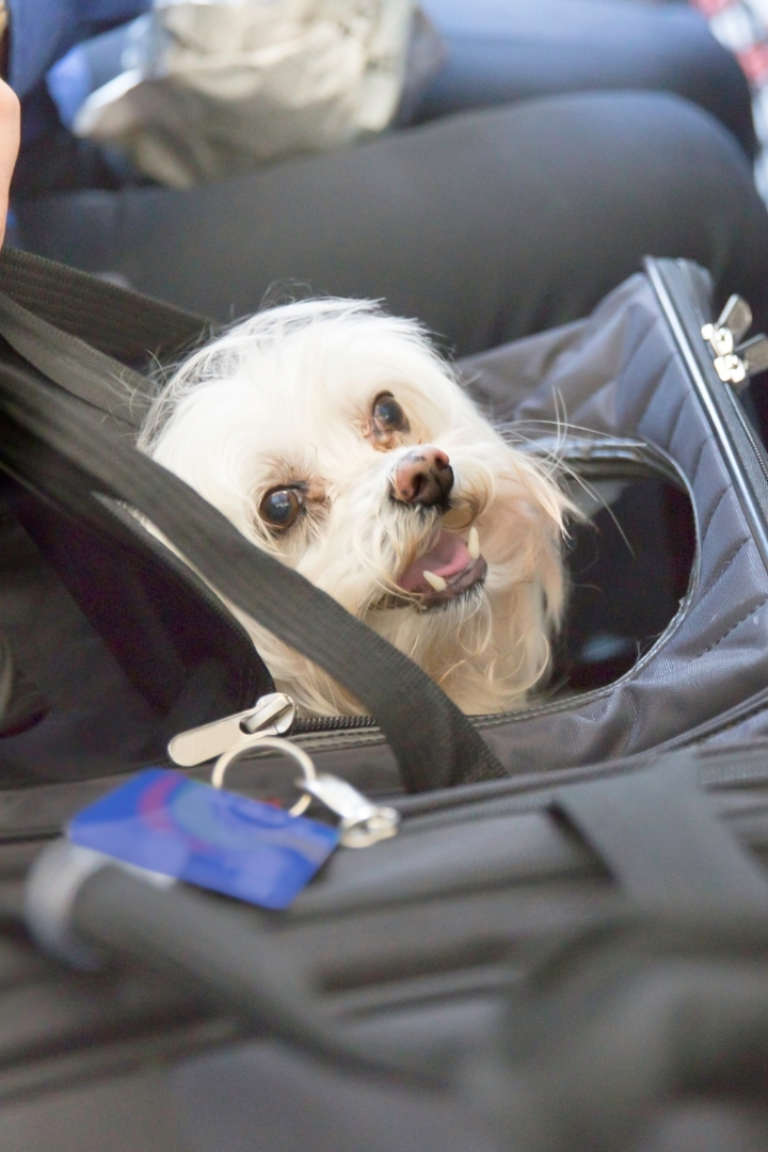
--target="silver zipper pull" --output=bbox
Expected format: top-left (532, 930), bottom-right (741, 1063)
top-left (711, 352), bottom-right (748, 388)
top-left (737, 333), bottom-right (768, 379)
top-left (168, 693), bottom-right (296, 768)
top-left (702, 295), bottom-right (768, 392)
top-left (702, 294), bottom-right (752, 354)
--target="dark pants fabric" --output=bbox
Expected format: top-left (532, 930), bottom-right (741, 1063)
top-left (416, 0), bottom-right (758, 159)
top-left (16, 92), bottom-right (768, 353)
top-left (13, 1), bottom-right (768, 352)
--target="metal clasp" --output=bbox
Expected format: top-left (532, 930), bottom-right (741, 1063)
top-left (300, 775), bottom-right (400, 848)
top-left (211, 734), bottom-right (400, 848)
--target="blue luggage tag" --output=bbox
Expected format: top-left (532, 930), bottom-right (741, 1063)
top-left (68, 768), bottom-right (340, 910)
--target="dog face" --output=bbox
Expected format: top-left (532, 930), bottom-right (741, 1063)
top-left (139, 300), bottom-right (571, 716)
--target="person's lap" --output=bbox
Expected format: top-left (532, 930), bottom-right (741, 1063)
top-left (15, 91), bottom-right (768, 354)
top-left (416, 0), bottom-right (756, 158)
top-left (13, 0), bottom-right (767, 347)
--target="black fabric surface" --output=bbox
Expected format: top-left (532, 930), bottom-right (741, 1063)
top-left (16, 93), bottom-right (768, 356)
top-left (415, 0), bottom-right (757, 160)
top-left (554, 755), bottom-right (768, 910)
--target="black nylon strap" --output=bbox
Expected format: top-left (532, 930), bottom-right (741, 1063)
top-left (554, 754), bottom-right (768, 911)
top-left (0, 249), bottom-right (215, 436)
top-left (0, 290), bottom-right (146, 434)
top-left (0, 359), bottom-right (507, 790)
top-left (0, 248), bottom-right (209, 363)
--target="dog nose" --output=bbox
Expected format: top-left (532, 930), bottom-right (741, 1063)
top-left (391, 447), bottom-right (453, 506)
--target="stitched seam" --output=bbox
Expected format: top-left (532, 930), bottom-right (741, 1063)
top-left (691, 696), bottom-right (768, 743)
top-left (698, 595), bottom-right (768, 660)
top-left (567, 317), bottom-right (667, 432)
top-left (580, 316), bottom-right (667, 431)
top-left (689, 431), bottom-right (709, 492)
top-left (700, 536), bottom-right (751, 598)
top-left (698, 484), bottom-right (729, 545)
top-left (634, 351), bottom-right (675, 429)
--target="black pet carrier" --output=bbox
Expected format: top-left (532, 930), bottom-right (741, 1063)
top-left (1, 250), bottom-right (768, 1151)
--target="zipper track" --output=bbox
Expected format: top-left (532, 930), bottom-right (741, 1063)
top-left (645, 258), bottom-right (768, 571)
top-left (293, 714), bottom-right (377, 735)
top-left (677, 261), bottom-right (768, 495)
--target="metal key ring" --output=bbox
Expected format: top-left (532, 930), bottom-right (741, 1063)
top-left (211, 735), bottom-right (316, 817)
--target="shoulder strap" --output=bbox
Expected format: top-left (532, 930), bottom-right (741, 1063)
top-left (0, 268), bottom-right (506, 788)
top-left (0, 250), bottom-right (213, 436)
top-left (0, 248), bottom-right (209, 363)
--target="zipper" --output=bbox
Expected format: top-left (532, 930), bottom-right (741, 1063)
top-left (169, 693), bottom-right (381, 760)
top-left (679, 261), bottom-right (768, 493)
top-left (168, 696), bottom-right (768, 839)
top-left (293, 714), bottom-right (377, 735)
top-left (168, 692), bottom-right (298, 767)
top-left (171, 693), bottom-right (400, 847)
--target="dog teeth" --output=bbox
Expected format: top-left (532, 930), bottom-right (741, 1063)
top-left (467, 526), bottom-right (480, 560)
top-left (423, 570), bottom-right (448, 593)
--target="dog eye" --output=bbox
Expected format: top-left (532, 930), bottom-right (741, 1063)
top-left (259, 487), bottom-right (303, 530)
top-left (372, 393), bottom-right (409, 436)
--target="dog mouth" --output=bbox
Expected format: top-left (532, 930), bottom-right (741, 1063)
top-left (397, 527), bottom-right (487, 609)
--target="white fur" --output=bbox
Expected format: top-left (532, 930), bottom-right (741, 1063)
top-left (138, 299), bottom-right (573, 716)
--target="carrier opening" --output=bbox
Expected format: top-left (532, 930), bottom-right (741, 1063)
top-left (550, 465), bottom-right (696, 697)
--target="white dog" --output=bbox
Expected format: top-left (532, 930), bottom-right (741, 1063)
top-left (138, 299), bottom-right (572, 716)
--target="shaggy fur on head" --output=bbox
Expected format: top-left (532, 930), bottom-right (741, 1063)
top-left (138, 299), bottom-right (573, 716)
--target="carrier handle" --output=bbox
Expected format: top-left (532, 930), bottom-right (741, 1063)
top-left (0, 249), bottom-right (214, 435)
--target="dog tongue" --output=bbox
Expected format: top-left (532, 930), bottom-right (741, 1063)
top-left (399, 531), bottom-right (472, 592)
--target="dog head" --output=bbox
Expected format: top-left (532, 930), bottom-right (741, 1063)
top-left (139, 299), bottom-right (572, 715)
